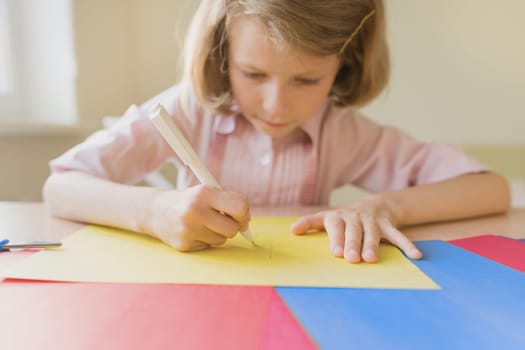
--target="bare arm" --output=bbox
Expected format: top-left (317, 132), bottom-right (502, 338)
top-left (43, 171), bottom-right (250, 251)
top-left (383, 172), bottom-right (511, 227)
top-left (43, 171), bottom-right (162, 233)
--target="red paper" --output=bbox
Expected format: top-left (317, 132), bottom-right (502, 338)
top-left (2, 251), bottom-right (317, 348)
top-left (0, 283), bottom-right (276, 350)
top-left (262, 289), bottom-right (317, 349)
top-left (449, 235), bottom-right (525, 273)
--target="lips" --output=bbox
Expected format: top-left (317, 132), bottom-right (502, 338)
top-left (258, 119), bottom-right (291, 128)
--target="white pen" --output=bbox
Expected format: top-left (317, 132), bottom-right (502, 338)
top-left (149, 104), bottom-right (254, 243)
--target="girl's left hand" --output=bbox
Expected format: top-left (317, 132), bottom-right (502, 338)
top-left (290, 195), bottom-right (423, 263)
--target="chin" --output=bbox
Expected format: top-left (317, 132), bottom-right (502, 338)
top-left (258, 124), bottom-right (297, 138)
top-left (267, 131), bottom-right (293, 138)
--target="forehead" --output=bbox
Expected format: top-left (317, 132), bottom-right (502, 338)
top-left (228, 16), bottom-right (338, 75)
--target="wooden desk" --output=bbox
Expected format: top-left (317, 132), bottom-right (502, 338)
top-left (2, 201), bottom-right (525, 242)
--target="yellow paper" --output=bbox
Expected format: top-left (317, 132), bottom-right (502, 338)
top-left (4, 217), bottom-right (439, 289)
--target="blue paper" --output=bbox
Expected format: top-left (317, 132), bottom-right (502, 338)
top-left (277, 241), bottom-right (525, 350)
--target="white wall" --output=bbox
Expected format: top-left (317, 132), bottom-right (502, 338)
top-left (364, 0), bottom-right (525, 145)
top-left (2, 0), bottom-right (77, 123)
top-left (73, 0), bottom-right (198, 124)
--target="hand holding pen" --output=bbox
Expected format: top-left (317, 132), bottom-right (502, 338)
top-left (147, 104), bottom-right (254, 252)
top-left (144, 186), bottom-right (252, 251)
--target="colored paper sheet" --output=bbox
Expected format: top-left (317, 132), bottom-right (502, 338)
top-left (1, 252), bottom-right (316, 348)
top-left (277, 241), bottom-right (525, 349)
top-left (261, 289), bottom-right (317, 350)
top-left (449, 235), bottom-right (525, 272)
top-left (3, 217), bottom-right (437, 289)
top-left (0, 283), bottom-right (276, 350)
top-left (0, 251), bottom-right (33, 274)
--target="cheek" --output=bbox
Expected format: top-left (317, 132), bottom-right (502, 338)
top-left (297, 85), bottom-right (332, 111)
top-left (230, 74), bottom-right (259, 107)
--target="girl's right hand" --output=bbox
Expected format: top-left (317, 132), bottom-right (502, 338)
top-left (145, 185), bottom-right (250, 251)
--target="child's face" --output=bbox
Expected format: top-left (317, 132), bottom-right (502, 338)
top-left (228, 16), bottom-right (341, 138)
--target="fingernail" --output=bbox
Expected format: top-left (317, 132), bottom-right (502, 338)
top-left (411, 248), bottom-right (423, 259)
top-left (363, 249), bottom-right (377, 262)
top-left (345, 250), bottom-right (360, 263)
top-left (333, 246), bottom-right (343, 257)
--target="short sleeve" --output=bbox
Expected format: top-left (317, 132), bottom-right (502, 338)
top-left (49, 84), bottom-right (195, 185)
top-left (332, 113), bottom-right (489, 193)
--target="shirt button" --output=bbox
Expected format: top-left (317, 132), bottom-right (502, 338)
top-left (260, 153), bottom-right (272, 166)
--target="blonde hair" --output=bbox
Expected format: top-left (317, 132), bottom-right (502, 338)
top-left (182, 0), bottom-right (389, 115)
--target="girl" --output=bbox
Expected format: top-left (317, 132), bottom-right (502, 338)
top-left (43, 0), bottom-right (510, 263)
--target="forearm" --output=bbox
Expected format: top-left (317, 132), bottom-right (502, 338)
top-left (43, 171), bottom-right (161, 233)
top-left (378, 172), bottom-right (511, 227)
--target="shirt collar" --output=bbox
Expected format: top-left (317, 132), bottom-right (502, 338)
top-left (215, 114), bottom-right (236, 134)
top-left (297, 99), bottom-right (329, 147)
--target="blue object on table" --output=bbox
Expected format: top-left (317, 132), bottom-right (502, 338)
top-left (277, 240), bottom-right (525, 350)
top-left (0, 239), bottom-right (9, 250)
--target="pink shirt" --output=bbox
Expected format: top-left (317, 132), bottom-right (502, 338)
top-left (50, 84), bottom-right (488, 206)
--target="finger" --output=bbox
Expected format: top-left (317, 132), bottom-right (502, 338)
top-left (210, 190), bottom-right (250, 227)
top-left (290, 212), bottom-right (326, 235)
top-left (194, 226), bottom-right (229, 246)
top-left (323, 214), bottom-right (345, 258)
top-left (360, 214), bottom-right (381, 263)
top-left (168, 236), bottom-right (210, 252)
top-left (184, 241), bottom-right (210, 252)
top-left (203, 208), bottom-right (241, 239)
top-left (379, 221), bottom-right (423, 259)
top-left (239, 207), bottom-right (251, 232)
top-left (342, 213), bottom-right (363, 263)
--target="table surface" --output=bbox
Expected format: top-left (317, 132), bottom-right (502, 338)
top-left (1, 202), bottom-right (525, 350)
top-left (1, 201), bottom-right (525, 242)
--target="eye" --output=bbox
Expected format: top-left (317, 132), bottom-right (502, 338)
top-left (294, 77), bottom-right (320, 85)
top-left (241, 70), bottom-right (266, 80)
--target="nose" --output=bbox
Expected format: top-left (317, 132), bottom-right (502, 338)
top-left (262, 80), bottom-right (288, 118)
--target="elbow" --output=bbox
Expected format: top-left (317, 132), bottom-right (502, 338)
top-left (42, 172), bottom-right (65, 217)
top-left (42, 173), bottom-right (56, 212)
top-left (489, 172), bottom-right (512, 213)
top-left (42, 174), bottom-right (52, 203)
